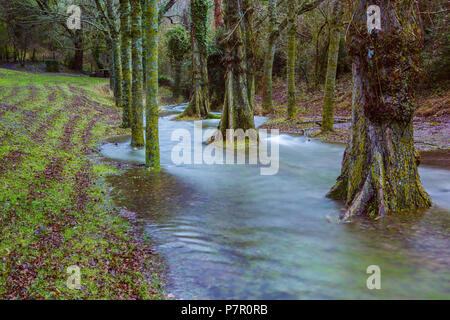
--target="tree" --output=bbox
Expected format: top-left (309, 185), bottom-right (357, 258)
top-left (261, 0), bottom-right (277, 114)
top-left (145, 0), bottom-right (160, 169)
top-left (286, 1), bottom-right (297, 120)
top-left (327, 0), bottom-right (431, 219)
top-left (217, 0), bottom-right (255, 137)
top-left (213, 0), bottom-right (224, 31)
top-left (321, 0), bottom-right (342, 132)
top-left (95, 0), bottom-right (123, 120)
top-left (261, 0), bottom-right (326, 114)
top-left (120, 0), bottom-right (132, 128)
top-left (166, 25), bottom-right (189, 99)
top-left (179, 0), bottom-right (210, 119)
top-left (243, 0), bottom-right (256, 109)
top-left (130, 0), bottom-right (144, 148)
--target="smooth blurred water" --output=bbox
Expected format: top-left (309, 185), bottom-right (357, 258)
top-left (102, 104), bottom-right (450, 299)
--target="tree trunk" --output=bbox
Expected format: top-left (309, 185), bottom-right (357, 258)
top-left (110, 43), bottom-right (116, 91)
top-left (179, 0), bottom-right (210, 119)
top-left (214, 0), bottom-right (224, 31)
top-left (321, 1), bottom-right (342, 131)
top-left (145, 0), bottom-right (160, 169)
top-left (130, 0), bottom-right (144, 149)
top-left (141, 0), bottom-right (147, 84)
top-left (286, 1), bottom-right (296, 120)
top-left (243, 0), bottom-right (256, 110)
top-left (120, 0), bottom-right (132, 128)
top-left (112, 37), bottom-right (123, 114)
top-left (105, 0), bottom-right (123, 114)
top-left (261, 0), bottom-right (277, 114)
top-left (218, 0), bottom-right (255, 137)
top-left (173, 61), bottom-right (182, 99)
top-left (321, 28), bottom-right (339, 131)
top-left (327, 0), bottom-right (431, 220)
top-left (73, 29), bottom-right (83, 71)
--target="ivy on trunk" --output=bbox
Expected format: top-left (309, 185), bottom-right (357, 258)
top-left (328, 0), bottom-right (431, 219)
top-left (218, 0), bottom-right (255, 137)
top-left (179, 0), bottom-right (210, 119)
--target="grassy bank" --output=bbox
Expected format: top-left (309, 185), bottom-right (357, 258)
top-left (0, 68), bottom-right (165, 299)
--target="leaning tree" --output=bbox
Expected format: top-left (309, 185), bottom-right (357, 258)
top-left (327, 0), bottom-right (431, 219)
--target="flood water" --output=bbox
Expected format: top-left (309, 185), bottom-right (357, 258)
top-left (102, 103), bottom-right (450, 299)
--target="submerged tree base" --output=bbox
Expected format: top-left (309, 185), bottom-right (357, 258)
top-left (173, 113), bottom-right (221, 121)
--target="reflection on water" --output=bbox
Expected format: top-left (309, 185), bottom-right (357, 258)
top-left (103, 104), bottom-right (450, 299)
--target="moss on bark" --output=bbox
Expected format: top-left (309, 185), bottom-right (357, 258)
top-left (321, 1), bottom-right (342, 132)
top-left (328, 0), bottom-right (431, 220)
top-left (217, 0), bottom-right (255, 138)
top-left (120, 0), bottom-right (132, 128)
top-left (130, 0), bottom-right (144, 149)
top-left (179, 0), bottom-right (210, 119)
top-left (286, 1), bottom-right (297, 120)
top-left (145, 0), bottom-right (160, 169)
top-left (261, 0), bottom-right (277, 114)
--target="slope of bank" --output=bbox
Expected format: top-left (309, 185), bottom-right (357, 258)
top-left (0, 68), bottom-right (165, 299)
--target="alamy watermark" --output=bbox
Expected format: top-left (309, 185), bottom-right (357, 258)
top-left (171, 121), bottom-right (280, 176)
top-left (66, 5), bottom-right (81, 30)
top-left (367, 5), bottom-right (382, 33)
top-left (366, 265), bottom-right (381, 290)
top-left (66, 265), bottom-right (81, 289)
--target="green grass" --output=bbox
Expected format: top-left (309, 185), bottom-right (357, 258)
top-left (0, 68), bottom-right (165, 299)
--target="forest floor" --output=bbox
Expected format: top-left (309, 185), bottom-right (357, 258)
top-left (257, 75), bottom-right (450, 152)
top-left (0, 68), bottom-right (165, 299)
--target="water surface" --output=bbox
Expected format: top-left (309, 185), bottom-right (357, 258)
top-left (103, 104), bottom-right (450, 299)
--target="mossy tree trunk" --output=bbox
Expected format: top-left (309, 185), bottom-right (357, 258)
top-left (141, 0), bottom-right (147, 84)
top-left (120, 0), bottom-right (132, 128)
top-left (261, 0), bottom-right (277, 114)
top-left (321, 0), bottom-right (342, 132)
top-left (286, 1), bottom-right (297, 120)
top-left (145, 0), bottom-right (160, 169)
top-left (327, 0), bottom-right (431, 220)
top-left (172, 62), bottom-right (182, 98)
top-left (218, 0), bottom-right (255, 137)
top-left (213, 0), bottom-right (224, 31)
top-left (179, 0), bottom-right (210, 119)
top-left (243, 0), bottom-right (256, 110)
top-left (130, 0), bottom-right (144, 149)
top-left (73, 29), bottom-right (84, 71)
top-left (105, 0), bottom-right (123, 119)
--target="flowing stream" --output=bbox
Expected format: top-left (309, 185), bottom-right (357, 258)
top-left (101, 103), bottom-right (450, 299)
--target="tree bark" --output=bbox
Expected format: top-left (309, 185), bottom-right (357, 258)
top-left (243, 0), bottom-right (256, 110)
top-left (112, 37), bottom-right (123, 115)
top-left (327, 0), bottom-right (431, 220)
top-left (120, 0), bottom-right (132, 128)
top-left (286, 1), bottom-right (297, 120)
top-left (73, 29), bottom-right (83, 71)
top-left (218, 0), bottom-right (255, 137)
top-left (105, 0), bottom-right (123, 116)
top-left (145, 0), bottom-right (160, 169)
top-left (321, 1), bottom-right (342, 131)
top-left (130, 0), bottom-right (144, 149)
top-left (179, 0), bottom-right (210, 119)
top-left (173, 62), bottom-right (182, 98)
top-left (214, 0), bottom-right (224, 31)
top-left (261, 0), bottom-right (277, 114)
